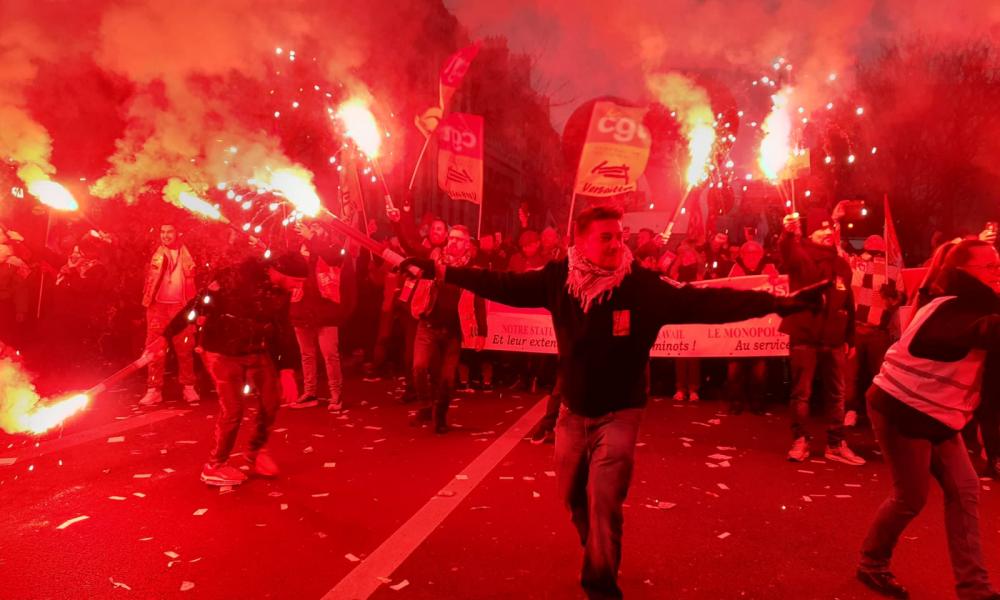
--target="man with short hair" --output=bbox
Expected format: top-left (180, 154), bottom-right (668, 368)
top-left (409, 225), bottom-right (486, 433)
top-left (402, 205), bottom-right (825, 599)
top-left (139, 223), bottom-right (199, 406)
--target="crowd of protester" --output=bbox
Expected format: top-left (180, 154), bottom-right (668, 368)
top-left (1, 200), bottom-right (998, 475)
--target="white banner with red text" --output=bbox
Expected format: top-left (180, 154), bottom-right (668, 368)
top-left (463, 274), bottom-right (795, 357)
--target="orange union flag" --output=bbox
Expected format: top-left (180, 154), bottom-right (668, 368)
top-left (574, 101), bottom-right (651, 197)
top-left (437, 113), bottom-right (484, 204)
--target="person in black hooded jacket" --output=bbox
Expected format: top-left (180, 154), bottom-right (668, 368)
top-left (163, 257), bottom-right (298, 487)
top-left (779, 213), bottom-right (863, 466)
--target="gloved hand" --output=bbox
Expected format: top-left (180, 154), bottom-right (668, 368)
top-left (398, 257), bottom-right (436, 279)
top-left (774, 279), bottom-right (831, 316)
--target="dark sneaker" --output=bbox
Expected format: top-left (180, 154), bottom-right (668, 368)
top-left (857, 569), bottom-right (909, 598)
top-left (289, 394), bottom-right (318, 409)
top-left (410, 407), bottom-right (432, 426)
top-left (200, 462), bottom-right (248, 486)
top-left (530, 427), bottom-right (555, 445)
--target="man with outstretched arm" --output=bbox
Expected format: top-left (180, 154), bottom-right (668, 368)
top-left (401, 205), bottom-right (827, 600)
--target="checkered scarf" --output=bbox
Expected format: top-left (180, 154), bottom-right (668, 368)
top-left (566, 245), bottom-right (632, 313)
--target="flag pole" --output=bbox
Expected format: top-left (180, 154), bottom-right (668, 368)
top-left (407, 135), bottom-right (433, 191)
top-left (565, 192), bottom-right (578, 238)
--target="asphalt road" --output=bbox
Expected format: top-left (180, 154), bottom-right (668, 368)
top-left (2, 376), bottom-right (997, 599)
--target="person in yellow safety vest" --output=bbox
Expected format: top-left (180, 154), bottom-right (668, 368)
top-left (857, 239), bottom-right (1000, 600)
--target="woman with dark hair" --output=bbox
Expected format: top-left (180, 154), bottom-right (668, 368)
top-left (857, 239), bottom-right (1000, 599)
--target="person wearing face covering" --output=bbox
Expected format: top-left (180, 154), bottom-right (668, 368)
top-left (401, 204), bottom-right (827, 600)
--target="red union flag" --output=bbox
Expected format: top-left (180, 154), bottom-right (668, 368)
top-left (437, 113), bottom-right (484, 204)
top-left (439, 43), bottom-right (481, 109)
top-left (575, 101), bottom-right (652, 197)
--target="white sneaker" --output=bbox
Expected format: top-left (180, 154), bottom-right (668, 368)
top-left (181, 385), bottom-right (200, 403)
top-left (787, 436), bottom-right (810, 462)
top-left (327, 397), bottom-right (343, 412)
top-left (688, 392), bottom-right (700, 403)
top-left (825, 442), bottom-right (866, 466)
top-left (672, 391), bottom-right (686, 402)
top-left (138, 388), bottom-right (163, 406)
top-left (844, 410), bottom-right (858, 427)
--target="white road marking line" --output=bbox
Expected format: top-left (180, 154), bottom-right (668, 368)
top-left (321, 398), bottom-right (546, 600)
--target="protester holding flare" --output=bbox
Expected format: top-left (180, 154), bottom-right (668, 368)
top-left (401, 205), bottom-right (828, 600)
top-left (857, 239), bottom-right (1000, 599)
top-left (163, 256), bottom-right (298, 487)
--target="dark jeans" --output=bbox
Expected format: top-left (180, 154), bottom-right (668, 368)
top-left (726, 358), bottom-right (767, 411)
top-left (203, 351), bottom-right (280, 465)
top-left (789, 345), bottom-right (846, 444)
top-left (556, 406), bottom-right (643, 600)
top-left (412, 322), bottom-right (461, 417)
top-left (846, 325), bottom-right (891, 414)
top-left (533, 380), bottom-right (564, 435)
top-left (861, 392), bottom-right (995, 599)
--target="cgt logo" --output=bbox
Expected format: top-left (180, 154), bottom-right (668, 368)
top-left (597, 114), bottom-right (649, 144)
top-left (439, 125), bottom-right (479, 154)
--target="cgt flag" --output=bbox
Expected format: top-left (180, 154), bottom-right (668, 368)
top-left (575, 101), bottom-right (652, 197)
top-left (439, 42), bottom-right (481, 110)
top-left (437, 113), bottom-right (484, 204)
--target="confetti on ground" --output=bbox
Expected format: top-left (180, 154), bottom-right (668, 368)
top-left (190, 558), bottom-right (202, 563)
top-left (139, 537), bottom-right (153, 541)
top-left (56, 515), bottom-right (89, 530)
top-left (164, 551), bottom-right (180, 559)
top-left (373, 438), bottom-right (387, 443)
top-left (280, 504), bottom-right (288, 511)
top-left (635, 442), bottom-right (647, 447)
top-left (303, 446), bottom-right (314, 454)
top-left (364, 425), bottom-right (383, 431)
top-left (708, 419), bottom-right (721, 425)
top-left (133, 473), bottom-right (152, 479)
top-left (268, 491), bottom-right (283, 497)
top-left (844, 483), bottom-right (862, 487)
top-left (680, 437), bottom-right (695, 442)
top-left (802, 496), bottom-right (813, 503)
top-left (389, 580), bottom-right (410, 591)
top-left (797, 470), bottom-right (815, 475)
top-left (133, 492), bottom-right (146, 498)
top-left (455, 474), bottom-right (469, 480)
top-left (176, 440), bottom-right (199, 445)
top-left (163, 468), bottom-right (175, 474)
top-left (193, 508), bottom-right (208, 516)
top-left (692, 422), bottom-right (712, 428)
top-left (718, 461), bottom-right (731, 467)
top-left (273, 428), bottom-right (288, 433)
top-left (708, 454), bottom-right (732, 461)
top-left (109, 496), bottom-right (127, 501)
top-left (717, 483), bottom-right (730, 491)
top-left (523, 476), bottom-right (535, 481)
top-left (180, 581), bottom-right (195, 592)
top-left (644, 501), bottom-right (676, 510)
top-left (0, 457), bottom-right (16, 466)
top-left (499, 476), bottom-right (514, 480)
top-left (437, 490), bottom-right (456, 497)
top-left (109, 578), bottom-right (131, 590)
top-left (682, 443), bottom-right (692, 448)
top-left (717, 446), bottom-right (737, 451)
top-left (544, 471), bottom-right (556, 477)
top-left (377, 577), bottom-right (392, 584)
top-left (312, 433), bottom-right (326, 438)
top-left (324, 462), bottom-right (337, 468)
top-left (107, 436), bottom-right (125, 443)
top-left (532, 491), bottom-right (541, 498)
top-left (706, 462), bottom-right (719, 469)
top-left (312, 493), bottom-right (330, 498)
top-left (345, 553), bottom-right (361, 562)
top-left (835, 494), bottom-right (853, 499)
top-left (717, 532), bottom-right (731, 540)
